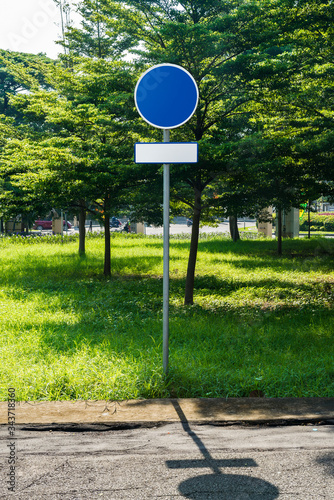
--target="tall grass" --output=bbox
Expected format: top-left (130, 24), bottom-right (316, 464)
top-left (0, 233), bottom-right (333, 400)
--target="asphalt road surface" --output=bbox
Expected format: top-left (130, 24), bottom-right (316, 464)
top-left (76, 221), bottom-right (257, 236)
top-left (145, 221), bottom-right (255, 236)
top-left (1, 422), bottom-right (333, 499)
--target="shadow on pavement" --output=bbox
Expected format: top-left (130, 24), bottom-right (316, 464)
top-left (168, 400), bottom-right (279, 499)
top-left (178, 397), bottom-right (334, 422)
top-left (315, 451), bottom-right (334, 477)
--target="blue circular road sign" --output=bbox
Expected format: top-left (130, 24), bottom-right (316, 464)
top-left (134, 64), bottom-right (199, 129)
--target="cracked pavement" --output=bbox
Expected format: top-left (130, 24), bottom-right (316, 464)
top-left (1, 422), bottom-right (333, 499)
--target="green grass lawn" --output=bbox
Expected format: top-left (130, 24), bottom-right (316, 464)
top-left (0, 233), bottom-right (333, 401)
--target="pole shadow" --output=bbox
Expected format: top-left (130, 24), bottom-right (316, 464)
top-left (167, 401), bottom-right (279, 499)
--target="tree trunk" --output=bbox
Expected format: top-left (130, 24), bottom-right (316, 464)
top-left (79, 203), bottom-right (86, 256)
top-left (104, 213), bottom-right (111, 276)
top-left (229, 215), bottom-right (240, 242)
top-left (277, 208), bottom-right (282, 256)
top-left (184, 189), bottom-right (201, 305)
top-left (308, 200), bottom-right (311, 239)
top-left (3, 92), bottom-right (9, 114)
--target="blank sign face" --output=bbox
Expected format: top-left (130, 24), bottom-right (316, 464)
top-left (134, 64), bottom-right (199, 129)
top-left (135, 142), bottom-right (198, 163)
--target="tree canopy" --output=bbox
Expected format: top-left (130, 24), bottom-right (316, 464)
top-left (0, 0), bottom-right (332, 300)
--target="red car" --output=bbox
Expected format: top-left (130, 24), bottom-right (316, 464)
top-left (33, 220), bottom-right (72, 230)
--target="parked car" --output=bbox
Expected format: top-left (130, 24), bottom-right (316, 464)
top-left (33, 219), bottom-right (72, 230)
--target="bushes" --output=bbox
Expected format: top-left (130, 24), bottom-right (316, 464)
top-left (0, 233), bottom-right (80, 245)
top-left (300, 213), bottom-right (334, 232)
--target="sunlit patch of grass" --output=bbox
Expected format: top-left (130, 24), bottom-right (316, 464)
top-left (0, 234), bottom-right (333, 400)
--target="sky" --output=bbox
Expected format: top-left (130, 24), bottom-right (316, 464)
top-left (0, 0), bottom-right (77, 59)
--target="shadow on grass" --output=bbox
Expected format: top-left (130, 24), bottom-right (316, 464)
top-left (1, 252), bottom-right (163, 281)
top-left (1, 237), bottom-right (334, 400)
top-left (208, 255), bottom-right (334, 274)
top-left (2, 245), bottom-right (333, 319)
top-left (3, 263), bottom-right (333, 320)
top-left (2, 272), bottom-right (334, 399)
top-left (169, 275), bottom-right (333, 312)
top-left (197, 236), bottom-right (334, 257)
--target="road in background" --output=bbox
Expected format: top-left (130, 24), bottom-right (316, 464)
top-left (146, 220), bottom-right (256, 236)
top-left (75, 218), bottom-right (257, 236)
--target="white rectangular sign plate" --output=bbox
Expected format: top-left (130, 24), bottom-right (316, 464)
top-left (135, 142), bottom-right (198, 164)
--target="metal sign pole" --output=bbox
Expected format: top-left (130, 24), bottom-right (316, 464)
top-left (134, 64), bottom-right (199, 376)
top-left (163, 128), bottom-right (170, 374)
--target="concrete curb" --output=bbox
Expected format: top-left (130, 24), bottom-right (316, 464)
top-left (1, 398), bottom-right (334, 427)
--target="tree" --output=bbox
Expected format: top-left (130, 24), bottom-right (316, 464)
top-left (54, 0), bottom-right (154, 261)
top-left (242, 0), bottom-right (334, 251)
top-left (4, 56), bottom-right (139, 273)
top-left (0, 50), bottom-right (54, 116)
top-left (101, 0), bottom-right (308, 302)
top-left (56, 0), bottom-right (123, 60)
top-left (0, 51), bottom-right (56, 230)
top-left (249, 0), bottom-right (333, 185)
